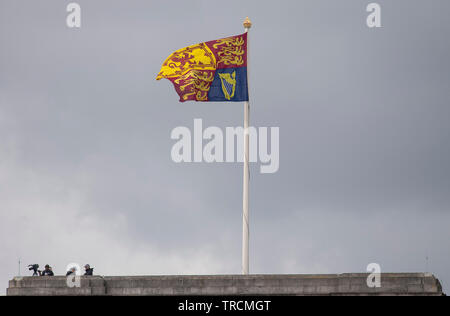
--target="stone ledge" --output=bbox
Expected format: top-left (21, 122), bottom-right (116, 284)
top-left (7, 273), bottom-right (444, 296)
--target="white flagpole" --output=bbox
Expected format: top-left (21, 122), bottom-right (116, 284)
top-left (242, 17), bottom-right (252, 275)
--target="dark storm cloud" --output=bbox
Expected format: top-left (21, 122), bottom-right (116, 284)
top-left (1, 0), bottom-right (449, 294)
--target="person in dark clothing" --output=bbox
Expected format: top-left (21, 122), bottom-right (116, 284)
top-left (84, 264), bottom-right (94, 276)
top-left (40, 264), bottom-right (54, 276)
top-left (66, 267), bottom-right (76, 276)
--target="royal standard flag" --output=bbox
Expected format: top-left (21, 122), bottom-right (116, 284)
top-left (156, 33), bottom-right (248, 102)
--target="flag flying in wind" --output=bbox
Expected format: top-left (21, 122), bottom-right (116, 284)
top-left (156, 33), bottom-right (248, 102)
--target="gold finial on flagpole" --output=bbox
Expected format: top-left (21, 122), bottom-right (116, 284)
top-left (243, 17), bottom-right (252, 29)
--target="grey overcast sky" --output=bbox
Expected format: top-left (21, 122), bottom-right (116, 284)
top-left (1, 0), bottom-right (449, 295)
